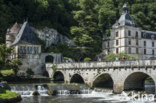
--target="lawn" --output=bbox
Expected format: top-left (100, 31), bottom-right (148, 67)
top-left (0, 89), bottom-right (19, 99)
top-left (1, 70), bottom-right (14, 76)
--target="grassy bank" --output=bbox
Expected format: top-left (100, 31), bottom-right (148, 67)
top-left (0, 89), bottom-right (19, 99)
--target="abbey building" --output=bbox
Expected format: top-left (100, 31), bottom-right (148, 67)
top-left (6, 21), bottom-right (62, 75)
top-left (103, 4), bottom-right (156, 59)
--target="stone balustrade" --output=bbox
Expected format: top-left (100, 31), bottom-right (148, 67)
top-left (46, 60), bottom-right (156, 69)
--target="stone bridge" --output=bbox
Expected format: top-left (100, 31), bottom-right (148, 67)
top-left (46, 60), bottom-right (156, 94)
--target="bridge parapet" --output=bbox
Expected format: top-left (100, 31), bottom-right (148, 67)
top-left (46, 60), bottom-right (156, 69)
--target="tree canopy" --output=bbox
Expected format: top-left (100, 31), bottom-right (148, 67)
top-left (0, 0), bottom-right (156, 61)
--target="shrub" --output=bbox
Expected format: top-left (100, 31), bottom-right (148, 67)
top-left (64, 57), bottom-right (68, 60)
top-left (51, 65), bottom-right (57, 73)
top-left (84, 57), bottom-right (91, 62)
top-left (26, 68), bottom-right (34, 75)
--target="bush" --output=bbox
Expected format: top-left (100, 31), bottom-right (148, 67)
top-left (84, 57), bottom-right (91, 62)
top-left (51, 65), bottom-right (57, 73)
top-left (64, 57), bottom-right (68, 60)
top-left (26, 68), bottom-right (34, 75)
top-left (105, 52), bottom-right (138, 61)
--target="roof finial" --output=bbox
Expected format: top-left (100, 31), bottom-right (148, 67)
top-left (122, 4), bottom-right (129, 14)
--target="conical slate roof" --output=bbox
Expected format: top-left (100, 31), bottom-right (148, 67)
top-left (11, 21), bottom-right (40, 46)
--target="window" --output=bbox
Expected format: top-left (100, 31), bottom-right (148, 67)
top-left (116, 31), bottom-right (118, 37)
top-left (108, 42), bottom-right (109, 47)
top-left (129, 47), bottom-right (131, 54)
top-left (129, 39), bottom-right (131, 45)
top-left (108, 49), bottom-right (109, 53)
top-left (36, 47), bottom-right (38, 54)
top-left (144, 49), bottom-right (146, 54)
top-left (144, 41), bottom-right (146, 46)
top-left (152, 42), bottom-right (154, 47)
top-left (136, 40), bottom-right (138, 45)
top-left (152, 49), bottom-right (154, 55)
top-left (136, 32), bottom-right (138, 37)
top-left (116, 40), bottom-right (118, 45)
top-left (34, 47), bottom-right (36, 54)
top-left (30, 47), bottom-right (32, 54)
top-left (20, 46), bottom-right (22, 54)
top-left (23, 47), bottom-right (26, 54)
top-left (116, 48), bottom-right (118, 54)
top-left (27, 47), bottom-right (29, 54)
top-left (128, 30), bottom-right (131, 36)
top-left (136, 48), bottom-right (138, 54)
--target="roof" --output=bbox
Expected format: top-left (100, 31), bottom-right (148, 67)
top-left (11, 21), bottom-right (40, 46)
top-left (9, 22), bottom-right (20, 34)
top-left (112, 4), bottom-right (140, 28)
top-left (141, 30), bottom-right (156, 40)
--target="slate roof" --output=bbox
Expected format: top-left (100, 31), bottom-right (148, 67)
top-left (141, 30), bottom-right (156, 40)
top-left (11, 21), bottom-right (40, 46)
top-left (9, 22), bottom-right (20, 34)
top-left (112, 4), bottom-right (140, 28)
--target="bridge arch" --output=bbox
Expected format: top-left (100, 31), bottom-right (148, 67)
top-left (45, 55), bottom-right (54, 63)
top-left (124, 72), bottom-right (155, 93)
top-left (53, 71), bottom-right (64, 82)
top-left (93, 73), bottom-right (113, 88)
top-left (70, 74), bottom-right (84, 83)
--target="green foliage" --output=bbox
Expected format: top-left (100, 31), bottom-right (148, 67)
top-left (11, 59), bottom-right (22, 76)
top-left (26, 68), bottom-right (34, 76)
top-left (47, 43), bottom-right (78, 61)
top-left (84, 57), bottom-right (91, 62)
top-left (51, 64), bottom-right (57, 73)
top-left (0, 44), bottom-right (22, 76)
top-left (0, 89), bottom-right (19, 99)
top-left (1, 70), bottom-right (14, 76)
top-left (0, 0), bottom-right (156, 61)
top-left (145, 77), bottom-right (154, 82)
top-left (105, 52), bottom-right (138, 61)
top-left (64, 57), bottom-right (68, 60)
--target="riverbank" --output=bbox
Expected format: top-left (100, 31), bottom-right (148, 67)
top-left (0, 89), bottom-right (21, 103)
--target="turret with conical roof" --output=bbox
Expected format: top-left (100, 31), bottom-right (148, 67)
top-left (112, 4), bottom-right (140, 29)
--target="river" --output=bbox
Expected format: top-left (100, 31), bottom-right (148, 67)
top-left (9, 83), bottom-right (155, 103)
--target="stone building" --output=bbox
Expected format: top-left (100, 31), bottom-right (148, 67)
top-left (6, 21), bottom-right (63, 75)
top-left (103, 4), bottom-right (156, 59)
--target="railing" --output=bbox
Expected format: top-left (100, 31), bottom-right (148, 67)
top-left (46, 60), bottom-right (156, 69)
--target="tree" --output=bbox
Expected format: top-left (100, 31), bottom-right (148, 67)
top-left (0, 44), bottom-right (22, 76)
top-left (70, 0), bottom-right (102, 60)
top-left (0, 44), bottom-right (13, 70)
top-left (10, 59), bottom-right (22, 76)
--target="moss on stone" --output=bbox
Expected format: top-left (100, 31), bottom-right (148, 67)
top-left (32, 91), bottom-right (39, 95)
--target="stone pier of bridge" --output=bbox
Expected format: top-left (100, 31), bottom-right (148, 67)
top-left (46, 60), bottom-right (156, 94)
